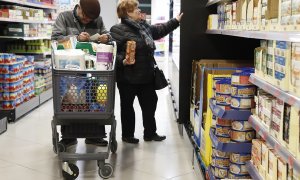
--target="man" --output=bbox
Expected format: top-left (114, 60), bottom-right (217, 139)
top-left (51, 0), bottom-right (109, 147)
top-left (52, 0), bottom-right (110, 43)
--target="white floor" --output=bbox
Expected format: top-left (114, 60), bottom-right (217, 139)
top-left (0, 62), bottom-right (199, 180)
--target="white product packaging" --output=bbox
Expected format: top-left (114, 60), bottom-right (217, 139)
top-left (54, 49), bottom-right (85, 70)
top-left (96, 44), bottom-right (114, 70)
top-left (274, 41), bottom-right (291, 91)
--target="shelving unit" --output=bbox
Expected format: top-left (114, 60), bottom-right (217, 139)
top-left (245, 161), bottom-right (263, 180)
top-left (0, 0), bottom-right (58, 9)
top-left (249, 74), bottom-right (300, 109)
top-left (0, 1), bottom-right (55, 123)
top-left (249, 115), bottom-right (300, 174)
top-left (206, 29), bottom-right (300, 43)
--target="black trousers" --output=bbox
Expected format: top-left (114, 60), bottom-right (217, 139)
top-left (61, 125), bottom-right (106, 139)
top-left (117, 82), bottom-right (158, 138)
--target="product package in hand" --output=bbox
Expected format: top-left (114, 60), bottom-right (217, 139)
top-left (96, 43), bottom-right (114, 70)
top-left (126, 41), bottom-right (136, 63)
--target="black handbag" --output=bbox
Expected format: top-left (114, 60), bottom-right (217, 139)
top-left (153, 60), bottom-right (168, 90)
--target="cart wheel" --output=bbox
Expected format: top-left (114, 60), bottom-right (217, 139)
top-left (53, 142), bottom-right (66, 153)
top-left (62, 162), bottom-right (79, 180)
top-left (98, 163), bottom-right (113, 179)
top-left (111, 140), bottom-right (117, 153)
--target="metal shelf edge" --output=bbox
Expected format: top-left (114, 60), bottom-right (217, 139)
top-left (206, 29), bottom-right (300, 42)
top-left (248, 115), bottom-right (300, 173)
top-left (249, 74), bottom-right (300, 109)
top-left (0, 17), bottom-right (54, 24)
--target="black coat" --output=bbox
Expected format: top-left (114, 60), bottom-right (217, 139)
top-left (110, 18), bottom-right (180, 84)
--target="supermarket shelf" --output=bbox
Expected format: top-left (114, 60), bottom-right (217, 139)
top-left (1, 88), bottom-right (53, 122)
top-left (39, 88), bottom-right (52, 104)
top-left (249, 74), bottom-right (300, 109)
top-left (248, 115), bottom-right (300, 173)
top-left (13, 51), bottom-right (51, 56)
top-left (246, 161), bottom-right (263, 180)
top-left (0, 0), bottom-right (58, 9)
top-left (210, 128), bottom-right (252, 153)
top-left (206, 29), bottom-right (300, 42)
top-left (208, 166), bottom-right (216, 180)
top-left (209, 98), bottom-right (252, 120)
top-left (0, 17), bottom-right (54, 24)
top-left (0, 36), bottom-right (51, 40)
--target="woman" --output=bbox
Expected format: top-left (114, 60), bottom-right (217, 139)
top-left (110, 0), bottom-right (183, 144)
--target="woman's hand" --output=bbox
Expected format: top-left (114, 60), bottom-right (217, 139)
top-left (176, 13), bottom-right (183, 22)
top-left (123, 58), bottom-right (135, 66)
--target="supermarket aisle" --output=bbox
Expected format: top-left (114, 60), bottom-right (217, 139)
top-left (0, 62), bottom-right (198, 180)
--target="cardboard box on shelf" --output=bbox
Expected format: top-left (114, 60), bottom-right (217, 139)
top-left (266, 0), bottom-right (280, 31)
top-left (289, 43), bottom-right (300, 97)
top-left (291, 0), bottom-right (300, 31)
top-left (267, 150), bottom-right (278, 180)
top-left (274, 41), bottom-right (291, 91)
top-left (253, 0), bottom-right (262, 30)
top-left (262, 40), bottom-right (276, 85)
top-left (280, 0), bottom-right (293, 31)
top-left (261, 142), bottom-right (271, 179)
top-left (277, 158), bottom-right (288, 180)
top-left (289, 107), bottom-right (300, 157)
top-left (252, 139), bottom-right (263, 168)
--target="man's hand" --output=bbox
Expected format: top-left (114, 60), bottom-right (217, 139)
top-left (98, 34), bottom-right (109, 43)
top-left (77, 32), bottom-right (90, 42)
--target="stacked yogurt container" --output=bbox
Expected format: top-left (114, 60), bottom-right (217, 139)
top-left (210, 68), bottom-right (256, 179)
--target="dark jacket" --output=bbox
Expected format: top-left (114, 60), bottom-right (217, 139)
top-left (51, 5), bottom-right (110, 41)
top-left (110, 18), bottom-right (180, 84)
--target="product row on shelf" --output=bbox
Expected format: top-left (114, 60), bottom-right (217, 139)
top-left (0, 23), bottom-right (52, 38)
top-left (0, 53), bottom-right (52, 110)
top-left (7, 39), bottom-right (51, 54)
top-left (0, 4), bottom-right (57, 22)
top-left (190, 58), bottom-right (300, 179)
top-left (207, 0), bottom-right (300, 32)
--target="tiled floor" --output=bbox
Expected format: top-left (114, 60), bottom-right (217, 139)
top-left (0, 61), bottom-right (199, 180)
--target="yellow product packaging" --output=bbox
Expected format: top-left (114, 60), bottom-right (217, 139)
top-left (289, 107), bottom-right (300, 157)
top-left (200, 74), bottom-right (231, 167)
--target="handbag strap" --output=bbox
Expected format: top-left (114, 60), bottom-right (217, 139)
top-left (153, 58), bottom-right (158, 68)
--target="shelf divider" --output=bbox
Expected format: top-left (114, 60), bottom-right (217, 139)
top-left (210, 128), bottom-right (252, 153)
top-left (209, 98), bottom-right (251, 120)
top-left (248, 115), bottom-right (300, 174)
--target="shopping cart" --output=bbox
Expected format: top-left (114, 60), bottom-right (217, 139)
top-left (51, 41), bottom-right (117, 179)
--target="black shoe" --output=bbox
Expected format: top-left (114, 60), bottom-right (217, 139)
top-left (144, 134), bottom-right (166, 141)
top-left (59, 138), bottom-right (78, 147)
top-left (122, 137), bottom-right (139, 144)
top-left (85, 138), bottom-right (108, 146)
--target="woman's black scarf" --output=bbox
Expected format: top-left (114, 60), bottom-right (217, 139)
top-left (123, 18), bottom-right (156, 51)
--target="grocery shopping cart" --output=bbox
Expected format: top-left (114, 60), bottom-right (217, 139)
top-left (51, 41), bottom-right (117, 179)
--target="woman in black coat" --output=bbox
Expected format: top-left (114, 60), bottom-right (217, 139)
top-left (110, 0), bottom-right (183, 144)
